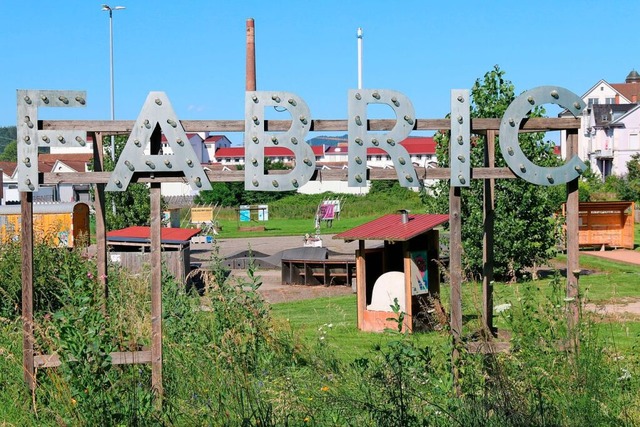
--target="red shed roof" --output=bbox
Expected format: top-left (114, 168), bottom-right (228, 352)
top-left (334, 213), bottom-right (448, 242)
top-left (107, 226), bottom-right (201, 245)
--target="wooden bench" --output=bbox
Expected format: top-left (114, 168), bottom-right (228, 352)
top-left (281, 258), bottom-right (356, 286)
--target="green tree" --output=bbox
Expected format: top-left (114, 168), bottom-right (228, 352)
top-left (194, 180), bottom-right (294, 207)
top-left (0, 126), bottom-right (17, 155)
top-left (424, 65), bottom-right (562, 280)
top-left (618, 153), bottom-right (640, 202)
top-left (99, 135), bottom-right (152, 231)
top-left (0, 140), bottom-right (17, 161)
top-left (195, 182), bottom-right (241, 206)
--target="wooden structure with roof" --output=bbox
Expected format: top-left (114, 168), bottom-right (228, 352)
top-left (107, 226), bottom-right (201, 280)
top-left (562, 201), bottom-right (635, 250)
top-left (335, 212), bottom-right (448, 332)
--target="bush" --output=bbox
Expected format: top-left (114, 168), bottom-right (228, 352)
top-left (0, 239), bottom-right (92, 318)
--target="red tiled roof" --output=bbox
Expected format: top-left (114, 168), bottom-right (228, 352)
top-left (37, 154), bottom-right (92, 173)
top-left (107, 226), bottom-right (201, 244)
top-left (204, 135), bottom-right (225, 144)
top-left (215, 145), bottom-right (324, 158)
top-left (215, 147), bottom-right (244, 157)
top-left (0, 161), bottom-right (17, 176)
top-left (611, 83), bottom-right (640, 103)
top-left (160, 133), bottom-right (204, 143)
top-left (325, 136), bottom-right (436, 156)
top-left (334, 213), bottom-right (448, 242)
top-left (368, 137), bottom-right (436, 155)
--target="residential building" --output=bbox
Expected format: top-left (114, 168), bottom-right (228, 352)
top-left (562, 69), bottom-right (640, 179)
top-left (6, 134), bottom-right (438, 203)
top-left (1, 153), bottom-right (92, 204)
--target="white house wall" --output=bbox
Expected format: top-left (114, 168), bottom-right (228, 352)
top-left (298, 180), bottom-right (371, 195)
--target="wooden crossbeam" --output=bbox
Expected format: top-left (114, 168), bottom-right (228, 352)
top-left (42, 167), bottom-right (518, 186)
top-left (34, 351), bottom-right (152, 368)
top-left (40, 117), bottom-right (580, 133)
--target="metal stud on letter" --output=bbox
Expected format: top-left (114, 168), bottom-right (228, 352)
top-left (499, 86), bottom-right (586, 186)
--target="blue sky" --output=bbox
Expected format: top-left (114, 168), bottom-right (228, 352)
top-left (2, 1), bottom-right (639, 145)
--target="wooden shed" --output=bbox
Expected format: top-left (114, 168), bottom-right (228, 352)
top-left (0, 202), bottom-right (90, 247)
top-left (107, 226), bottom-right (201, 281)
top-left (334, 212), bottom-right (448, 333)
top-left (562, 201), bottom-right (635, 250)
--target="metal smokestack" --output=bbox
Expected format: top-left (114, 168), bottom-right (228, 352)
top-left (246, 18), bottom-right (256, 91)
top-left (399, 209), bottom-right (409, 224)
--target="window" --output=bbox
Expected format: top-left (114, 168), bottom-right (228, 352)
top-left (588, 98), bottom-right (599, 107)
top-left (605, 98), bottom-right (615, 104)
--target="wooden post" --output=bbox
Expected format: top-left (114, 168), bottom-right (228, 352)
top-left (150, 124), bottom-right (163, 405)
top-left (403, 242), bottom-right (413, 332)
top-left (91, 132), bottom-right (108, 303)
top-left (21, 191), bottom-right (34, 390)
top-left (566, 130), bottom-right (580, 328)
top-left (246, 18), bottom-right (256, 91)
top-left (356, 240), bottom-right (366, 330)
top-left (426, 230), bottom-right (440, 297)
top-left (449, 186), bottom-right (462, 393)
top-left (483, 130), bottom-right (496, 337)
top-left (150, 182), bottom-right (163, 405)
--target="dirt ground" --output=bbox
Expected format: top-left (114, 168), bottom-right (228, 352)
top-left (191, 234), bottom-right (370, 304)
top-left (193, 237), bottom-right (640, 316)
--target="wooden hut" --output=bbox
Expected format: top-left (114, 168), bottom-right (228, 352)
top-left (562, 201), bottom-right (635, 250)
top-left (107, 226), bottom-right (201, 281)
top-left (334, 212), bottom-right (448, 332)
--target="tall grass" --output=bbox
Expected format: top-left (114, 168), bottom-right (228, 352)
top-left (0, 242), bottom-right (638, 425)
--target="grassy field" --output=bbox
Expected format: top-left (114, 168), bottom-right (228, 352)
top-left (214, 215), bottom-right (377, 238)
top-left (271, 251), bottom-right (640, 360)
top-left (1, 227), bottom-right (639, 424)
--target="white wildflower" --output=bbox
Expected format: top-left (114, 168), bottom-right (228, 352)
top-left (618, 368), bottom-right (631, 381)
top-left (494, 303), bottom-right (512, 313)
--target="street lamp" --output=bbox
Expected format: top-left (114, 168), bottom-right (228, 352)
top-left (101, 4), bottom-right (125, 162)
top-left (357, 27), bottom-right (363, 90)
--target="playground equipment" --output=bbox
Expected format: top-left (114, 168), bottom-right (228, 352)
top-left (303, 198), bottom-right (345, 247)
top-left (335, 212), bottom-right (448, 332)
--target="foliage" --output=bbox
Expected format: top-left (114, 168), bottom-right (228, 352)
top-left (618, 153), bottom-right (640, 203)
top-left (369, 179), bottom-right (416, 199)
top-left (0, 140), bottom-right (17, 162)
top-left (0, 237), bottom-right (91, 318)
top-left (0, 244), bottom-right (639, 425)
top-left (194, 181), bottom-right (295, 207)
top-left (100, 135), bottom-right (153, 231)
top-left (0, 126), bottom-right (17, 157)
top-left (423, 65), bottom-right (562, 280)
top-left (0, 127), bottom-right (47, 161)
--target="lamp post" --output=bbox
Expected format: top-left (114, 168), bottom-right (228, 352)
top-left (101, 4), bottom-right (125, 162)
top-left (357, 27), bottom-right (363, 89)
